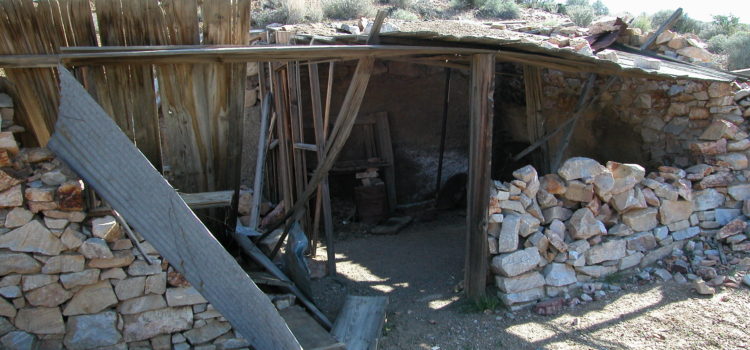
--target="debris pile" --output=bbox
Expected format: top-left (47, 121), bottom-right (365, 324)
top-left (489, 156), bottom-right (750, 310)
top-left (0, 95), bottom-right (249, 349)
top-left (621, 29), bottom-right (715, 64)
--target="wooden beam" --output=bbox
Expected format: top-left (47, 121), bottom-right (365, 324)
top-left (249, 92), bottom-right (273, 229)
top-left (308, 62), bottom-right (337, 276)
top-left (550, 74), bottom-right (597, 171)
top-left (512, 75), bottom-right (617, 163)
top-left (233, 233), bottom-right (333, 329)
top-left (48, 66), bottom-right (301, 350)
top-left (366, 10), bottom-right (388, 45)
top-left (640, 8), bottom-right (683, 51)
top-left (179, 190), bottom-right (235, 209)
top-left (0, 45), bottom-right (496, 68)
top-left (465, 54), bottom-right (495, 301)
top-left (549, 75), bottom-right (619, 171)
top-left (523, 65), bottom-right (549, 173)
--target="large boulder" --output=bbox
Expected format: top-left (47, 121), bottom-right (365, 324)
top-left (490, 247), bottom-right (541, 277)
top-left (607, 162), bottom-right (645, 194)
top-left (586, 239), bottom-right (626, 265)
top-left (543, 263), bottom-right (576, 287)
top-left (658, 200), bottom-right (693, 225)
top-left (558, 157), bottom-right (606, 181)
top-left (64, 311), bottom-right (122, 349)
top-left (567, 208), bottom-right (605, 240)
top-left (621, 207), bottom-right (658, 232)
top-left (494, 271), bottom-right (545, 293)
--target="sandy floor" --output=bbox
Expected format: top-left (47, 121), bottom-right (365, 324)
top-left (311, 213), bottom-right (750, 350)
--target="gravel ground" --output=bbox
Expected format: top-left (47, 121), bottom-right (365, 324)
top-left (310, 212), bottom-right (750, 350)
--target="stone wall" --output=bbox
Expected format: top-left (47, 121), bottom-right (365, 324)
top-left (487, 79), bottom-right (750, 310)
top-left (488, 151), bottom-right (750, 309)
top-left (0, 98), bottom-right (249, 349)
top-left (540, 71), bottom-right (748, 169)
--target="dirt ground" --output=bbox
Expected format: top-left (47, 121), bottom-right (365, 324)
top-left (310, 212), bottom-right (750, 350)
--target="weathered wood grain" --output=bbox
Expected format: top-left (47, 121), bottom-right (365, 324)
top-left (49, 66), bottom-right (301, 350)
top-left (331, 295), bottom-right (388, 350)
top-left (465, 54), bottom-right (495, 300)
top-left (280, 306), bottom-right (345, 350)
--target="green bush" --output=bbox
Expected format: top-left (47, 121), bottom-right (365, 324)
top-left (565, 0), bottom-right (589, 6)
top-left (477, 0), bottom-right (520, 19)
top-left (410, 0), bottom-right (441, 18)
top-left (381, 0), bottom-right (413, 9)
top-left (518, 0), bottom-right (557, 12)
top-left (707, 34), bottom-right (729, 54)
top-left (390, 8), bottom-right (419, 20)
top-left (323, 0), bottom-right (375, 19)
top-left (726, 31), bottom-right (750, 70)
top-left (631, 13), bottom-right (652, 33)
top-left (251, 0), bottom-right (323, 26)
top-left (566, 5), bottom-right (594, 26)
top-left (591, 0), bottom-right (608, 16)
top-left (649, 10), bottom-right (702, 34)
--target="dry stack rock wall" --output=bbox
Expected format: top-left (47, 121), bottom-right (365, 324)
top-left (489, 153), bottom-right (750, 309)
top-left (490, 77), bottom-right (750, 310)
top-left (0, 111), bottom-right (248, 349)
top-left (541, 72), bottom-right (748, 169)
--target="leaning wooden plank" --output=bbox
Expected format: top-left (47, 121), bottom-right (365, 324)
top-left (465, 54), bottom-right (495, 301)
top-left (640, 8), bottom-right (683, 51)
top-left (178, 190), bottom-right (235, 209)
top-left (48, 66), bottom-right (301, 350)
top-left (331, 295), bottom-right (388, 350)
top-left (280, 306), bottom-right (346, 350)
top-left (366, 10), bottom-right (388, 45)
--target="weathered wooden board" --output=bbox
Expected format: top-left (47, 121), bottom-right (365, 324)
top-left (331, 295), bottom-right (388, 350)
top-left (49, 66), bottom-right (301, 350)
top-left (0, 0), bottom-right (59, 146)
top-left (523, 65), bottom-right (548, 173)
top-left (179, 190), bottom-right (234, 209)
top-left (465, 54), bottom-right (495, 300)
top-left (280, 306), bottom-right (345, 350)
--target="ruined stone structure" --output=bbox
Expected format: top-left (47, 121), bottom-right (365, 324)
top-left (489, 84), bottom-right (750, 308)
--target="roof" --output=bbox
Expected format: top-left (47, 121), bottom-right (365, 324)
top-left (294, 20), bottom-right (744, 82)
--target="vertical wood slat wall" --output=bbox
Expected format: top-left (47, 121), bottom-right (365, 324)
top-left (0, 0), bottom-right (250, 196)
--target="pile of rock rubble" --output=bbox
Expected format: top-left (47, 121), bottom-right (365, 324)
top-left (489, 156), bottom-right (750, 311)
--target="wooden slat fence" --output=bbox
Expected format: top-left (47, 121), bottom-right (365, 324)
top-left (0, 0), bottom-right (250, 195)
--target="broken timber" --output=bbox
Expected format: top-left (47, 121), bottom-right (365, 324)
top-left (48, 66), bottom-right (301, 350)
top-left (331, 295), bottom-right (388, 350)
top-left (465, 54), bottom-right (495, 300)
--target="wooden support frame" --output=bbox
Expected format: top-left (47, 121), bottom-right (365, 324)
top-left (465, 54), bottom-right (495, 300)
top-left (265, 57), bottom-right (375, 235)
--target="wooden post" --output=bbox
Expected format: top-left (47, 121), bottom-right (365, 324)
top-left (523, 65), bottom-right (549, 174)
top-left (465, 54), bottom-right (495, 301)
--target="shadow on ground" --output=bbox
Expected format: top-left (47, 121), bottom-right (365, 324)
top-left (310, 212), bottom-right (750, 350)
